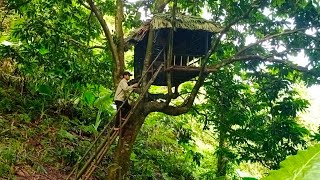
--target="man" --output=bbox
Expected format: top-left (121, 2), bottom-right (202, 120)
top-left (114, 71), bottom-right (138, 130)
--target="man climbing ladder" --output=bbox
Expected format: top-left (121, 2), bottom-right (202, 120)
top-left (114, 71), bottom-right (138, 130)
top-left (66, 64), bottom-right (163, 180)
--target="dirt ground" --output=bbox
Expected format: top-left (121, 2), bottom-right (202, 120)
top-left (13, 165), bottom-right (66, 180)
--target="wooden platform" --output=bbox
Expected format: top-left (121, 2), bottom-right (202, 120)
top-left (164, 66), bottom-right (217, 73)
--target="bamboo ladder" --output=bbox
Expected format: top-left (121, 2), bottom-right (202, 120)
top-left (66, 50), bottom-right (164, 180)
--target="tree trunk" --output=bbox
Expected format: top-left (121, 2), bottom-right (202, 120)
top-left (217, 130), bottom-right (228, 177)
top-left (106, 104), bottom-right (147, 179)
top-left (115, 0), bottom-right (125, 85)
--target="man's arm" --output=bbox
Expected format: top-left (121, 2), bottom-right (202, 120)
top-left (120, 79), bottom-right (137, 92)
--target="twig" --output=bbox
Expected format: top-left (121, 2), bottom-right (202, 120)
top-left (191, 107), bottom-right (210, 130)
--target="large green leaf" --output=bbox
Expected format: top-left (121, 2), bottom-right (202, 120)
top-left (83, 91), bottom-right (96, 106)
top-left (263, 144), bottom-right (320, 180)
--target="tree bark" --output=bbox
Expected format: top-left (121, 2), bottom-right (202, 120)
top-left (217, 130), bottom-right (228, 177)
top-left (107, 104), bottom-right (147, 179)
top-left (115, 0), bottom-right (125, 81)
top-left (142, 28), bottom-right (154, 86)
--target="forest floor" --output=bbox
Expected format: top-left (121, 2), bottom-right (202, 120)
top-left (0, 85), bottom-right (113, 179)
top-left (0, 113), bottom-right (74, 179)
top-left (11, 165), bottom-right (65, 180)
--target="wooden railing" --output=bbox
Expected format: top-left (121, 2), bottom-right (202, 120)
top-left (173, 55), bottom-right (202, 67)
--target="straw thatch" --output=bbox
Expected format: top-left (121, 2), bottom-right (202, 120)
top-left (125, 14), bottom-right (222, 48)
top-left (150, 14), bottom-right (222, 32)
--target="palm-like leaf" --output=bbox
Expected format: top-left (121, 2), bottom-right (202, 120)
top-left (263, 144), bottom-right (320, 180)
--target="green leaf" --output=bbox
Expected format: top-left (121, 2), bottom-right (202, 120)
top-left (83, 91), bottom-right (96, 106)
top-left (38, 84), bottom-right (51, 96)
top-left (130, 152), bottom-right (138, 162)
top-left (39, 47), bottom-right (49, 55)
top-left (263, 144), bottom-right (320, 180)
top-left (94, 95), bottom-right (112, 109)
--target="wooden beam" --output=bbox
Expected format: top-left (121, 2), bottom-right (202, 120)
top-left (164, 66), bottom-right (217, 73)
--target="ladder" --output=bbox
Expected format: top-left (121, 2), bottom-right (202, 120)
top-left (66, 62), bottom-right (164, 180)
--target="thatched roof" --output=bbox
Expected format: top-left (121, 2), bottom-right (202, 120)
top-left (125, 14), bottom-right (223, 48)
top-left (150, 14), bottom-right (222, 32)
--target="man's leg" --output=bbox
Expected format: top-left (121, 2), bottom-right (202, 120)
top-left (122, 100), bottom-right (131, 118)
top-left (114, 101), bottom-right (123, 129)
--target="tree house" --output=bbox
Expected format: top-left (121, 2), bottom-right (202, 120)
top-left (126, 14), bottom-right (222, 86)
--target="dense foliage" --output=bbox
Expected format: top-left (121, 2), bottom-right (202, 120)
top-left (195, 68), bottom-right (310, 177)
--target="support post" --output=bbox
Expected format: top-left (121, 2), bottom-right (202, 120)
top-left (187, 56), bottom-right (190, 66)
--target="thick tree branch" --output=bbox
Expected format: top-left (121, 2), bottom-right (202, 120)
top-left (86, 0), bottom-right (119, 84)
top-left (141, 29), bottom-right (155, 87)
top-left (165, 0), bottom-right (177, 104)
top-left (146, 91), bottom-right (180, 101)
top-left (115, 0), bottom-right (125, 74)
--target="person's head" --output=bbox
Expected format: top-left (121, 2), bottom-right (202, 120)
top-left (122, 71), bottom-right (133, 80)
